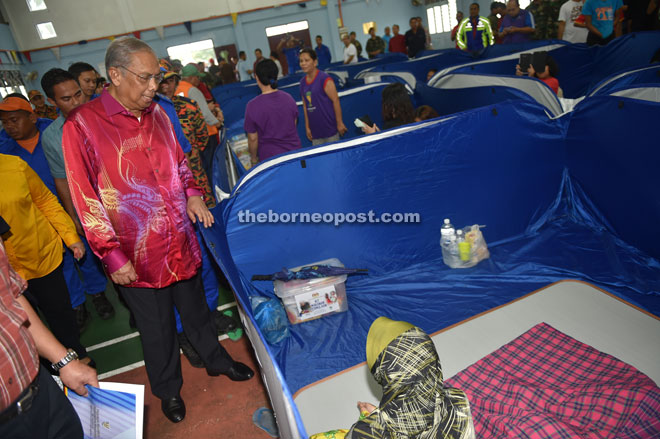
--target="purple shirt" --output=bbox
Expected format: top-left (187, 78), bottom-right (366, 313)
top-left (500, 9), bottom-right (535, 44)
top-left (300, 70), bottom-right (338, 139)
top-left (244, 90), bottom-right (302, 161)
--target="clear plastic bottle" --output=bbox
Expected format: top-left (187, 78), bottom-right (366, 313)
top-left (440, 218), bottom-right (455, 246)
top-left (457, 229), bottom-right (472, 262)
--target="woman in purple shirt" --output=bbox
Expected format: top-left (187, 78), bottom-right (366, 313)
top-left (299, 49), bottom-right (347, 146)
top-left (244, 59), bottom-right (301, 165)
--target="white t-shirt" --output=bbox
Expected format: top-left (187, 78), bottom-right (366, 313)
top-left (558, 0), bottom-right (588, 43)
top-left (237, 59), bottom-right (251, 81)
top-left (343, 43), bottom-right (358, 64)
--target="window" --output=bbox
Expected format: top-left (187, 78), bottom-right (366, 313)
top-left (0, 70), bottom-right (27, 99)
top-left (26, 0), bottom-right (47, 11)
top-left (427, 0), bottom-right (458, 34)
top-left (167, 39), bottom-right (215, 66)
top-left (36, 22), bottom-right (56, 39)
top-left (265, 20), bottom-right (308, 37)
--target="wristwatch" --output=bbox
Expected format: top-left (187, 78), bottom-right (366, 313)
top-left (52, 349), bottom-right (78, 372)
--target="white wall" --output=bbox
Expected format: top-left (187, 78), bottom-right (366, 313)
top-left (14, 0), bottom-right (425, 93)
top-left (0, 0), bottom-right (304, 51)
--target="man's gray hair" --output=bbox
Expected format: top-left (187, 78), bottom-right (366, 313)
top-left (105, 37), bottom-right (156, 72)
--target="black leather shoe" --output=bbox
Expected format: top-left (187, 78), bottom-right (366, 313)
top-left (161, 395), bottom-right (186, 423)
top-left (91, 292), bottom-right (115, 320)
top-left (207, 361), bottom-right (254, 381)
top-left (177, 333), bottom-right (205, 368)
top-left (213, 311), bottom-right (238, 334)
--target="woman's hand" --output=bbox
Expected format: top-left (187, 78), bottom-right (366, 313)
top-left (357, 401), bottom-right (377, 416)
top-left (361, 123), bottom-right (379, 135)
top-left (337, 121), bottom-right (348, 136)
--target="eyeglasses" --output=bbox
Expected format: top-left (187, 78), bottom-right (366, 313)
top-left (120, 66), bottom-right (164, 84)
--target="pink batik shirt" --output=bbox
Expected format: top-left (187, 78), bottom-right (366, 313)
top-left (62, 89), bottom-right (202, 289)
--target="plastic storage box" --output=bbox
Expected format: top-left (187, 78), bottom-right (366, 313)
top-left (273, 258), bottom-right (349, 324)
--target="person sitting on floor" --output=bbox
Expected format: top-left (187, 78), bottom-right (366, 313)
top-left (516, 54), bottom-right (561, 95)
top-left (361, 83), bottom-right (416, 134)
top-left (414, 105), bottom-right (439, 122)
top-left (346, 317), bottom-right (475, 439)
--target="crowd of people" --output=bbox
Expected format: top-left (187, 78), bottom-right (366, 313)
top-left (452, 0), bottom-right (659, 52)
top-left (0, 37), bottom-right (256, 435)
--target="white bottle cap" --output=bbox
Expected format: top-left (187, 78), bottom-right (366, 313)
top-left (456, 230), bottom-right (463, 235)
top-left (444, 218), bottom-right (450, 224)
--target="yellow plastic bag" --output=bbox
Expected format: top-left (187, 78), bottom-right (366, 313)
top-left (309, 429), bottom-right (349, 439)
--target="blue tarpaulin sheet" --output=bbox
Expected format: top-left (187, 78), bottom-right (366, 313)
top-left (204, 92), bottom-right (660, 403)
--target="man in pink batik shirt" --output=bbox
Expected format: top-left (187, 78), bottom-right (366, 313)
top-left (62, 38), bottom-right (254, 424)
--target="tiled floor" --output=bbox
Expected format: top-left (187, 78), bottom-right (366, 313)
top-left (78, 284), bottom-right (276, 438)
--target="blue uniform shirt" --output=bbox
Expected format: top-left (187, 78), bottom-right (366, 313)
top-left (0, 118), bottom-right (56, 193)
top-left (315, 44), bottom-right (332, 69)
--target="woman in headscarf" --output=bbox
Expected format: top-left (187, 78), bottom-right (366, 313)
top-left (347, 317), bottom-right (475, 439)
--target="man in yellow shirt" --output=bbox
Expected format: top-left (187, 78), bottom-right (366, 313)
top-left (0, 153), bottom-right (91, 367)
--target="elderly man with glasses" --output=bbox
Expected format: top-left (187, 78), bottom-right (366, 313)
top-left (61, 37), bottom-right (254, 424)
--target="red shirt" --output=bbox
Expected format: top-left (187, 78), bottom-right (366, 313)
top-left (388, 34), bottom-right (407, 54)
top-left (197, 82), bottom-right (213, 101)
top-left (0, 239), bottom-right (38, 411)
top-left (541, 77), bottom-right (559, 95)
top-left (62, 90), bottom-right (203, 289)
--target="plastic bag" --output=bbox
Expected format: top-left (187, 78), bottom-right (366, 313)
top-left (250, 296), bottom-right (289, 344)
top-left (441, 224), bottom-right (490, 269)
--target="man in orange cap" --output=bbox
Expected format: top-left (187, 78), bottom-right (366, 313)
top-left (28, 89), bottom-right (58, 120)
top-left (0, 95), bottom-right (101, 335)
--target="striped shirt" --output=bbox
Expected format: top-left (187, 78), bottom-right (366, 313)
top-left (0, 220), bottom-right (39, 411)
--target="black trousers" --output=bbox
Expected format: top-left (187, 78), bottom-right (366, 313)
top-left (118, 272), bottom-right (233, 399)
top-left (0, 366), bottom-right (83, 439)
top-left (586, 31), bottom-right (614, 46)
top-left (25, 263), bottom-right (87, 359)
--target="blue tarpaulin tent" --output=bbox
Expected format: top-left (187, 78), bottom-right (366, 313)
top-left (201, 80), bottom-right (660, 437)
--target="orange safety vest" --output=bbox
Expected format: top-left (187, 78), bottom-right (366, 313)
top-left (175, 80), bottom-right (219, 136)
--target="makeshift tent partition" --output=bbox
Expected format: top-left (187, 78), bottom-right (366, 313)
top-left (587, 64), bottom-right (660, 97)
top-left (416, 73), bottom-right (563, 117)
top-left (222, 82), bottom-right (392, 182)
top-left (359, 50), bottom-right (474, 83)
top-left (202, 88), bottom-right (660, 438)
top-left (326, 52), bottom-right (407, 81)
top-left (437, 32), bottom-right (660, 98)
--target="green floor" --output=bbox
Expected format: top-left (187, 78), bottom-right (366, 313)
top-left (79, 282), bottom-right (239, 376)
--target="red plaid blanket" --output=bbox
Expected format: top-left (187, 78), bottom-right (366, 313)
top-left (445, 322), bottom-right (660, 439)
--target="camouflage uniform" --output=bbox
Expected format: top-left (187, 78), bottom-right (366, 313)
top-left (34, 105), bottom-right (59, 120)
top-left (365, 36), bottom-right (386, 58)
top-left (171, 95), bottom-right (215, 208)
top-left (528, 0), bottom-right (563, 40)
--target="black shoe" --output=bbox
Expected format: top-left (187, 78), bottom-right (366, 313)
top-left (214, 311), bottom-right (238, 334)
top-left (74, 304), bottom-right (91, 332)
top-left (177, 333), bottom-right (205, 368)
top-left (91, 292), bottom-right (115, 320)
top-left (207, 361), bottom-right (254, 381)
top-left (161, 395), bottom-right (186, 423)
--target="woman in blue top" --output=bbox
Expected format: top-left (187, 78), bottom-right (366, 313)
top-left (299, 49), bottom-right (347, 146)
